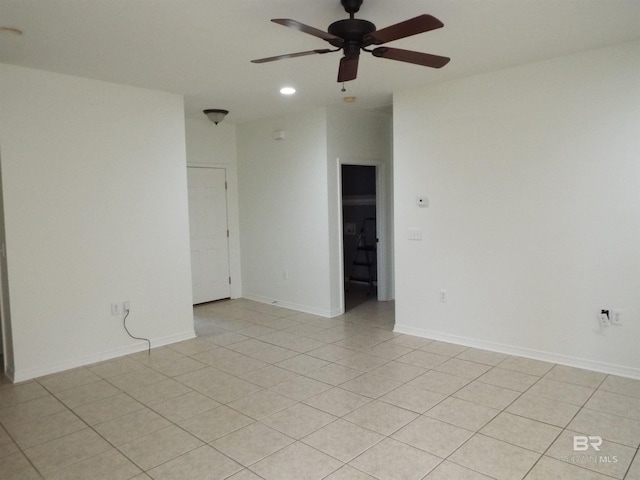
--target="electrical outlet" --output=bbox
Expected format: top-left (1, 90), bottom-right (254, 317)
top-left (611, 309), bottom-right (623, 326)
top-left (111, 302), bottom-right (121, 316)
top-left (439, 289), bottom-right (447, 303)
top-left (597, 313), bottom-right (611, 327)
top-left (123, 301), bottom-right (131, 312)
top-left (408, 228), bottom-right (423, 241)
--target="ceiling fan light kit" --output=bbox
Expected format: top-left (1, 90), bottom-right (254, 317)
top-left (251, 0), bottom-right (450, 83)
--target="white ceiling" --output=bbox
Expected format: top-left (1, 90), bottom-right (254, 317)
top-left (2, 0), bottom-right (640, 124)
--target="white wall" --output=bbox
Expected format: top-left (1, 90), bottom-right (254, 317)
top-left (394, 41), bottom-right (640, 378)
top-left (326, 107), bottom-right (393, 312)
top-left (0, 65), bottom-right (195, 381)
top-left (237, 108), bottom-right (333, 315)
top-left (185, 117), bottom-right (241, 298)
top-left (236, 107), bottom-right (392, 317)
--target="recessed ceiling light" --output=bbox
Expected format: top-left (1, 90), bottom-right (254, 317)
top-left (0, 26), bottom-right (24, 36)
top-left (280, 87), bottom-right (296, 95)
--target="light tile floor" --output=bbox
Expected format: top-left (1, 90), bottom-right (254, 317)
top-left (1, 295), bottom-right (640, 479)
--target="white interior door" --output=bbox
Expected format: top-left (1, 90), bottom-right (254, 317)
top-left (187, 167), bottom-right (231, 304)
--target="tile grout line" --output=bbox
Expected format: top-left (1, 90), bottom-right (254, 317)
top-left (3, 297), bottom-right (640, 480)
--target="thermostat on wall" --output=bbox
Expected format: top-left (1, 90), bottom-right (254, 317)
top-left (417, 196), bottom-right (428, 207)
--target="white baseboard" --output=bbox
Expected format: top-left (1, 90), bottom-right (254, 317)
top-left (242, 294), bottom-right (341, 318)
top-left (394, 323), bottom-right (640, 380)
top-left (11, 329), bottom-right (196, 383)
top-left (3, 364), bottom-right (16, 384)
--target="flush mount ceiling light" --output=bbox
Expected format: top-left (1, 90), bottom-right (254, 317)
top-left (203, 109), bottom-right (229, 125)
top-left (280, 86), bottom-right (296, 95)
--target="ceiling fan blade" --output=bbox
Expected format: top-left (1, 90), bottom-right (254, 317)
top-left (364, 14), bottom-right (444, 45)
top-left (271, 19), bottom-right (343, 43)
top-left (251, 49), bottom-right (334, 64)
top-left (337, 56), bottom-right (359, 82)
top-left (372, 47), bottom-right (450, 68)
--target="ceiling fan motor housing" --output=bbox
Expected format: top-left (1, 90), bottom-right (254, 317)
top-left (328, 18), bottom-right (376, 57)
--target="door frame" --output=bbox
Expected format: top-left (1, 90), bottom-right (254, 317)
top-left (336, 157), bottom-right (391, 313)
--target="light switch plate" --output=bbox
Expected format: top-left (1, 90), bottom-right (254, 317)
top-left (344, 223), bottom-right (356, 235)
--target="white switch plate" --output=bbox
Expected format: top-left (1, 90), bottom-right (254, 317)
top-left (344, 223), bottom-right (356, 235)
top-left (611, 310), bottom-right (623, 326)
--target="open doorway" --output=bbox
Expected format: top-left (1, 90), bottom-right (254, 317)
top-left (341, 164), bottom-right (378, 311)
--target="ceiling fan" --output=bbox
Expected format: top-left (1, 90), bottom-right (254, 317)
top-left (251, 0), bottom-right (450, 82)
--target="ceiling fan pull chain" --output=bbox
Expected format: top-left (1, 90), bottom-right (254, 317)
top-left (341, 82), bottom-right (346, 92)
